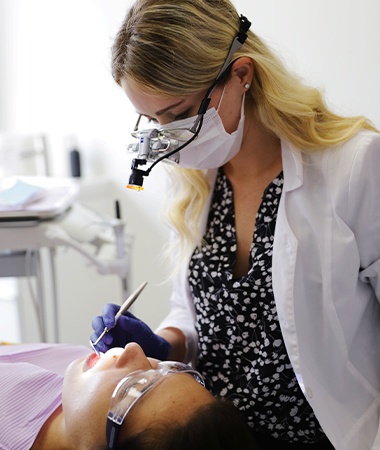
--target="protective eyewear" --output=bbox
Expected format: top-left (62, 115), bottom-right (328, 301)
top-left (106, 361), bottom-right (205, 449)
top-left (131, 114), bottom-right (197, 141)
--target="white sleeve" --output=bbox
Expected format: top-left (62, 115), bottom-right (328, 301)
top-left (156, 168), bottom-right (218, 365)
top-left (156, 256), bottom-right (198, 365)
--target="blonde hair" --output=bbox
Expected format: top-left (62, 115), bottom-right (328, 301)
top-left (112, 0), bottom-right (378, 265)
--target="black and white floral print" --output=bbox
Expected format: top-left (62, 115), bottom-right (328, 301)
top-left (189, 168), bottom-right (326, 443)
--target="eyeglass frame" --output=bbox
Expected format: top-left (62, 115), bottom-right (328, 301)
top-left (106, 361), bottom-right (205, 449)
top-left (131, 115), bottom-right (198, 142)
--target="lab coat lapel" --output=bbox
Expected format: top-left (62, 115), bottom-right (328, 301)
top-left (272, 140), bottom-right (304, 375)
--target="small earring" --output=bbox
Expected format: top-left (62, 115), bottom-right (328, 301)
top-left (244, 83), bottom-right (250, 89)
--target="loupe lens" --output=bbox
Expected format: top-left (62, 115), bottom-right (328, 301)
top-left (159, 128), bottom-right (196, 140)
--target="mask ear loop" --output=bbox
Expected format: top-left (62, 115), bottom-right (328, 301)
top-left (216, 85), bottom-right (227, 113)
top-left (129, 14), bottom-right (252, 185)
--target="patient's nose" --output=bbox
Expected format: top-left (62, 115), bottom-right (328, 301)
top-left (115, 342), bottom-right (153, 370)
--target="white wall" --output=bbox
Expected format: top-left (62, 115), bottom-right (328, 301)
top-left (237, 0), bottom-right (380, 126)
top-left (0, 0), bottom-right (379, 345)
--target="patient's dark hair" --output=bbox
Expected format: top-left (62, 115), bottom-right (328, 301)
top-left (115, 398), bottom-right (257, 450)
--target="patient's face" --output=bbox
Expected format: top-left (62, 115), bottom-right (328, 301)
top-left (62, 343), bottom-right (213, 448)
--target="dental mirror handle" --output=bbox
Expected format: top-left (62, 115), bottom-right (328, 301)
top-left (114, 280), bottom-right (147, 321)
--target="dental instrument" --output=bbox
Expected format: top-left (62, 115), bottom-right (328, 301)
top-left (90, 280), bottom-right (148, 354)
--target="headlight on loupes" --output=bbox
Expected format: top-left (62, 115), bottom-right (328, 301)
top-left (125, 126), bottom-right (198, 190)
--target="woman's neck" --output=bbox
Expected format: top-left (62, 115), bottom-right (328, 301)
top-left (224, 113), bottom-right (282, 181)
top-left (30, 406), bottom-right (69, 450)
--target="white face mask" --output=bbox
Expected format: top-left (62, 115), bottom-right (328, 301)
top-left (159, 94), bottom-right (245, 170)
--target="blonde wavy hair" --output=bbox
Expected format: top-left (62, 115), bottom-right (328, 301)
top-left (112, 0), bottom-right (378, 266)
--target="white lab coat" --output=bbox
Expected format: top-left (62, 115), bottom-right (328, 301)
top-left (158, 129), bottom-right (380, 450)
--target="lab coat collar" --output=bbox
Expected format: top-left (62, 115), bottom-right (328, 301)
top-left (281, 140), bottom-right (303, 192)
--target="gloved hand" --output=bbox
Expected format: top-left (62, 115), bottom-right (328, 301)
top-left (91, 303), bottom-right (171, 360)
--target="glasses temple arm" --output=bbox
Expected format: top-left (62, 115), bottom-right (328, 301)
top-left (196, 14), bottom-right (251, 117)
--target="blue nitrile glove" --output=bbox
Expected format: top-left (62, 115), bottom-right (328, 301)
top-left (91, 303), bottom-right (171, 360)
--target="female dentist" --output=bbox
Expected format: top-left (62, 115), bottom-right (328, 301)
top-left (92, 0), bottom-right (380, 448)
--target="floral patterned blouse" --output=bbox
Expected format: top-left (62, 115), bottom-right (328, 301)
top-left (188, 168), bottom-right (326, 443)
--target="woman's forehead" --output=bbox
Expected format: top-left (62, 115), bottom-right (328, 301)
top-left (122, 79), bottom-right (182, 108)
top-left (121, 78), bottom-right (207, 120)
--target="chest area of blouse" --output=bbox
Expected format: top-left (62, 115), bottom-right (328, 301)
top-left (203, 169), bottom-right (283, 279)
top-left (225, 166), bottom-right (284, 277)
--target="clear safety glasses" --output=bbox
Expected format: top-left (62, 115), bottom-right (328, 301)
top-left (106, 361), bottom-right (205, 449)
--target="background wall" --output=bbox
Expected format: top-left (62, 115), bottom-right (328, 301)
top-left (0, 0), bottom-right (379, 346)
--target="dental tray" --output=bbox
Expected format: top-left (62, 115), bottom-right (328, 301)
top-left (0, 176), bottom-right (79, 221)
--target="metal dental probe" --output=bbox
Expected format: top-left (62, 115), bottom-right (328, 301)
top-left (90, 280), bottom-right (148, 354)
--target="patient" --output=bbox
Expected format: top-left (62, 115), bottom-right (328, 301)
top-left (0, 341), bottom-right (256, 450)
